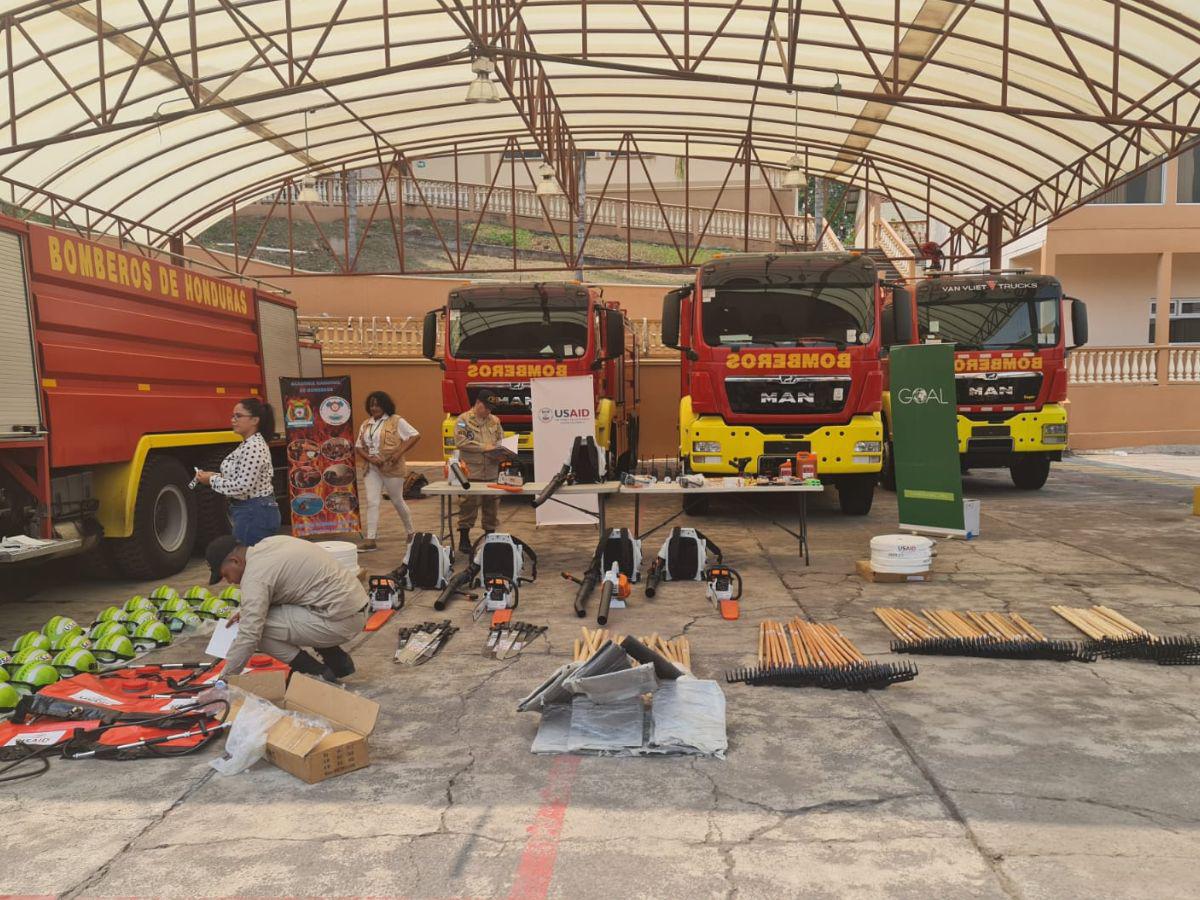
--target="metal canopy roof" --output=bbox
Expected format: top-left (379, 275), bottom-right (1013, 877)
top-left (1, 1), bottom-right (1198, 256)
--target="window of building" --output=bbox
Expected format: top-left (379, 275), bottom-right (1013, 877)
top-left (1148, 299), bottom-right (1200, 343)
top-left (1177, 144), bottom-right (1200, 203)
top-left (1094, 163), bottom-right (1164, 204)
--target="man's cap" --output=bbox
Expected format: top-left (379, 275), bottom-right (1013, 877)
top-left (205, 535), bottom-right (241, 585)
top-left (475, 389), bottom-right (497, 407)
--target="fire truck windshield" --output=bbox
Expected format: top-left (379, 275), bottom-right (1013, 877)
top-left (450, 298), bottom-right (589, 360)
top-left (700, 279), bottom-right (875, 349)
top-left (918, 285), bottom-right (1060, 351)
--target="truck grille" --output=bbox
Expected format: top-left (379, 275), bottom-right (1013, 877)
top-left (725, 376), bottom-right (850, 415)
top-left (467, 382), bottom-right (531, 416)
top-left (955, 372), bottom-right (1041, 405)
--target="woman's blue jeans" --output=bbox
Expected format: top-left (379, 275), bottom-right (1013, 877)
top-left (230, 496), bottom-right (281, 546)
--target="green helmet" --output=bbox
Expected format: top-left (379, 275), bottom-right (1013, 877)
top-left (52, 648), bottom-right (100, 676)
top-left (12, 631), bottom-right (51, 653)
top-left (42, 615), bottom-right (81, 639)
top-left (184, 586), bottom-right (214, 606)
top-left (196, 597), bottom-right (234, 620)
top-left (92, 633), bottom-right (136, 662)
top-left (131, 619), bottom-right (173, 650)
top-left (0, 682), bottom-right (19, 712)
top-left (165, 610), bottom-right (203, 633)
top-left (95, 606), bottom-right (128, 624)
top-left (124, 595), bottom-right (157, 614)
top-left (49, 630), bottom-right (91, 652)
top-left (10, 662), bottom-right (59, 693)
top-left (149, 585), bottom-right (181, 605)
top-left (89, 621), bottom-right (127, 642)
top-left (0, 666), bottom-right (8, 683)
top-left (156, 596), bottom-right (190, 616)
top-left (8, 647), bottom-right (52, 670)
top-left (123, 610), bottom-right (160, 634)
top-left (217, 586), bottom-right (241, 606)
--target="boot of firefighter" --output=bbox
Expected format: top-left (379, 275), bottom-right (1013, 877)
top-left (458, 528), bottom-right (472, 555)
top-left (288, 650), bottom-right (338, 683)
top-left (315, 645), bottom-right (356, 678)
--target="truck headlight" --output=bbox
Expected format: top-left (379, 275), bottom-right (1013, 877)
top-left (693, 441), bottom-right (722, 453)
top-left (854, 441), bottom-right (882, 453)
top-left (1042, 424), bottom-right (1067, 444)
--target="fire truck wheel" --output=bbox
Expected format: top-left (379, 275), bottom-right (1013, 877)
top-left (110, 455), bottom-right (198, 579)
top-left (879, 440), bottom-right (897, 491)
top-left (1009, 455), bottom-right (1051, 490)
top-left (837, 475), bottom-right (876, 516)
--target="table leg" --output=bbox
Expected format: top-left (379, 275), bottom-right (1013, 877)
top-left (799, 493), bottom-right (810, 566)
top-left (597, 493), bottom-right (607, 541)
top-left (634, 494), bottom-right (641, 540)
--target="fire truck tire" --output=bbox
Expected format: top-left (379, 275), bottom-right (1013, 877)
top-left (109, 455), bottom-right (198, 579)
top-left (879, 440), bottom-right (897, 491)
top-left (1009, 455), bottom-right (1051, 490)
top-left (194, 452), bottom-right (232, 549)
top-left (836, 475), bottom-right (876, 516)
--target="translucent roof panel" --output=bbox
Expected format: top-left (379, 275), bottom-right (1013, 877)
top-left (0, 0), bottom-right (1195, 253)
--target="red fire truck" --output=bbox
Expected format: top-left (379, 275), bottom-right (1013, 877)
top-left (661, 252), bottom-right (903, 515)
top-left (881, 271), bottom-right (1088, 490)
top-left (0, 218), bottom-right (306, 577)
top-left (422, 282), bottom-right (639, 474)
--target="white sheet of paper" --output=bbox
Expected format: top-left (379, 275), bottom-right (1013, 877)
top-left (500, 434), bottom-right (519, 454)
top-left (205, 619), bottom-right (239, 659)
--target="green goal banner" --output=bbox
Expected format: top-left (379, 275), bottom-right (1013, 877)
top-left (890, 343), bottom-right (965, 536)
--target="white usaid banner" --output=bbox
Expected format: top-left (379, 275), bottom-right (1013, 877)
top-left (531, 375), bottom-right (597, 526)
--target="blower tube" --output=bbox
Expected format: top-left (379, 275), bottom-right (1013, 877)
top-left (533, 464), bottom-right (571, 509)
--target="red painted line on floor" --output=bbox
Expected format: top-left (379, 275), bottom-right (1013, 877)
top-left (507, 755), bottom-right (582, 900)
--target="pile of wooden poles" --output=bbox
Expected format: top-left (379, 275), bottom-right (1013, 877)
top-left (759, 619), bottom-right (866, 669)
top-left (875, 608), bottom-right (1047, 643)
top-left (573, 627), bottom-right (691, 669)
top-left (874, 607), bottom-right (1095, 662)
top-left (726, 618), bottom-right (917, 690)
top-left (1053, 605), bottom-right (1200, 664)
top-left (1051, 605), bottom-right (1152, 641)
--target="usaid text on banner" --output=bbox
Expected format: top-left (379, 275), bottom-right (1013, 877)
top-left (537, 406), bottom-right (593, 426)
top-left (31, 225), bottom-right (254, 318)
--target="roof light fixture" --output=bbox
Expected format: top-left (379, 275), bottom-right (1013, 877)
top-left (298, 109), bottom-right (321, 204)
top-left (782, 90), bottom-right (807, 190)
top-left (466, 55), bottom-right (501, 104)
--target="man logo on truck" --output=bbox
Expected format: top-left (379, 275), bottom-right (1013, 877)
top-left (967, 384), bottom-right (1016, 399)
top-left (760, 390), bottom-right (816, 405)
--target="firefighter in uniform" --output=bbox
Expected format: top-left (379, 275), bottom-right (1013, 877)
top-left (455, 389), bottom-right (506, 553)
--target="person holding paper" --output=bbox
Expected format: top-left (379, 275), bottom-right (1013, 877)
top-left (205, 534), bottom-right (368, 682)
top-left (453, 389), bottom-right (507, 553)
top-left (355, 390), bottom-right (420, 551)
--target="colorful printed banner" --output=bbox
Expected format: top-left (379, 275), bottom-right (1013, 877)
top-left (280, 376), bottom-right (361, 537)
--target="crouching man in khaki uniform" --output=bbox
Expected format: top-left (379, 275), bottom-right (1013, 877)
top-left (206, 534), bottom-right (368, 682)
top-left (454, 388), bottom-right (506, 553)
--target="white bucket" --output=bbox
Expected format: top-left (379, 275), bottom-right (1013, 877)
top-left (314, 540), bottom-right (359, 571)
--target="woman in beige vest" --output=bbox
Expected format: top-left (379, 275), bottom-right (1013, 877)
top-left (355, 391), bottom-right (420, 550)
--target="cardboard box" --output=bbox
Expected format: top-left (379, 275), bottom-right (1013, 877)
top-left (230, 669), bottom-right (379, 784)
top-left (855, 559), bottom-right (933, 583)
top-left (963, 499), bottom-right (981, 539)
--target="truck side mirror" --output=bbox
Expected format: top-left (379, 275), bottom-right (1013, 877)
top-left (661, 290), bottom-right (683, 349)
top-left (422, 309), bottom-right (438, 360)
top-left (890, 285), bottom-right (914, 348)
top-left (1068, 297), bottom-right (1088, 349)
top-left (605, 310), bottom-right (625, 359)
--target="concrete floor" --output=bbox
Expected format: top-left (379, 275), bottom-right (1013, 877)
top-left (2, 461), bottom-right (1199, 899)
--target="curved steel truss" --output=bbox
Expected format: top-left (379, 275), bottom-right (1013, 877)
top-left (0, 0), bottom-right (1197, 267)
